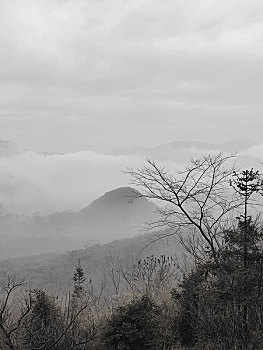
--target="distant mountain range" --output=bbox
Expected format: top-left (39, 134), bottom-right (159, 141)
top-left (0, 138), bottom-right (261, 214)
top-left (0, 187), bottom-right (158, 259)
top-left (111, 139), bottom-right (260, 162)
top-left (0, 172), bottom-right (50, 215)
top-left (0, 138), bottom-right (259, 160)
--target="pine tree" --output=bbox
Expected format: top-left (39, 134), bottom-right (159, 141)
top-left (73, 260), bottom-right (86, 300)
top-left (102, 295), bottom-right (166, 350)
top-left (23, 290), bottom-right (62, 350)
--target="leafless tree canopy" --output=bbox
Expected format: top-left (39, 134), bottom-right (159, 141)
top-left (127, 153), bottom-right (243, 260)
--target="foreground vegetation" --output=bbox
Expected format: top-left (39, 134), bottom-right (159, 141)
top-left (1, 154), bottom-right (263, 349)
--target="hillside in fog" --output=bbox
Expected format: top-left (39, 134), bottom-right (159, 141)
top-left (0, 229), bottom-right (182, 292)
top-left (0, 187), bottom-right (158, 259)
top-left (111, 139), bottom-right (259, 161)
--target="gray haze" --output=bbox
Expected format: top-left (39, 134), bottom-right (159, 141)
top-left (0, 0), bottom-right (263, 153)
top-left (0, 139), bottom-right (262, 215)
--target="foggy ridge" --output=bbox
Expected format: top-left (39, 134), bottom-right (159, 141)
top-left (0, 187), bottom-right (158, 259)
top-left (111, 139), bottom-right (259, 161)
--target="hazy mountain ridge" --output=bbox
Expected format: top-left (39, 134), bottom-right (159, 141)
top-left (0, 172), bottom-right (50, 216)
top-left (0, 187), bottom-right (158, 259)
top-left (0, 230), bottom-right (181, 292)
top-left (111, 139), bottom-right (260, 162)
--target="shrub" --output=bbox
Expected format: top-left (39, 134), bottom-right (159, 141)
top-left (102, 295), bottom-right (165, 350)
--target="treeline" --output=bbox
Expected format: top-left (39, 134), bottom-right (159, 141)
top-left (0, 255), bottom-right (179, 349)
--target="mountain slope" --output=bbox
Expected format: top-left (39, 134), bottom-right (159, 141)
top-left (77, 187), bottom-right (157, 240)
top-left (0, 187), bottom-right (158, 259)
top-left (111, 139), bottom-right (259, 162)
top-left (0, 229), bottom-right (182, 293)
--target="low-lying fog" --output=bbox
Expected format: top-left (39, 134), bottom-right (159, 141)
top-left (0, 139), bottom-right (262, 216)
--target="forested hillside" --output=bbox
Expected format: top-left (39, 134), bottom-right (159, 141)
top-left (0, 230), bottom-right (182, 292)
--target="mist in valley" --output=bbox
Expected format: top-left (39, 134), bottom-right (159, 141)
top-left (0, 1), bottom-right (263, 349)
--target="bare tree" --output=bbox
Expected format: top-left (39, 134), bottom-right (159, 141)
top-left (128, 156), bottom-right (263, 350)
top-left (0, 276), bottom-right (32, 350)
top-left (120, 255), bottom-right (178, 297)
top-left (0, 275), bottom-right (104, 350)
top-left (127, 153), bottom-right (242, 265)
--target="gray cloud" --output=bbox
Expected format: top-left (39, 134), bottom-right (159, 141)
top-left (0, 0), bottom-right (262, 152)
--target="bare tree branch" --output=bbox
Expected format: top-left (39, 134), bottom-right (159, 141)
top-left (126, 153), bottom-right (242, 265)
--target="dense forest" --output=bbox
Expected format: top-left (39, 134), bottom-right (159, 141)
top-left (1, 154), bottom-right (263, 350)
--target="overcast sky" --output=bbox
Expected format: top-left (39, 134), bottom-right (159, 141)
top-left (0, 0), bottom-right (262, 152)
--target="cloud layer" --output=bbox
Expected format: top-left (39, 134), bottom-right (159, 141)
top-left (0, 150), bottom-right (138, 214)
top-left (0, 139), bottom-right (262, 215)
top-left (0, 0), bottom-right (262, 152)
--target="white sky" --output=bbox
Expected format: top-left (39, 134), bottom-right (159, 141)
top-left (0, 0), bottom-right (263, 152)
